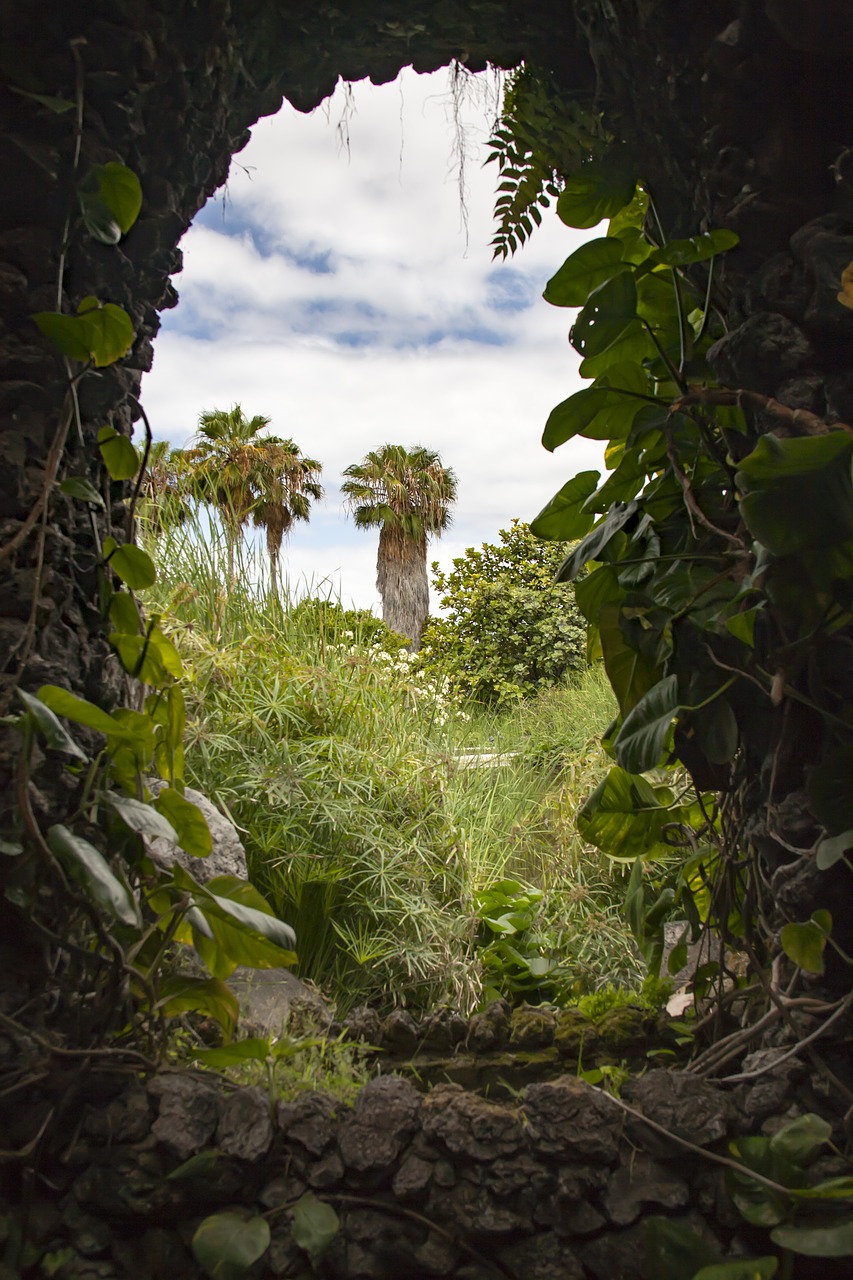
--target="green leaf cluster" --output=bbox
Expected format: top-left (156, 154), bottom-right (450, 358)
top-left (419, 520), bottom-right (587, 706)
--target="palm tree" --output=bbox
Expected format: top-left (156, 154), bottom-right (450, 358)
top-left (179, 405), bottom-right (323, 591)
top-left (251, 440), bottom-right (323, 599)
top-left (342, 444), bottom-right (457, 649)
top-left (137, 439), bottom-right (193, 537)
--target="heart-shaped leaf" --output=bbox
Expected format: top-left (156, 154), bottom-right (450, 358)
top-left (192, 1213), bottom-right (270, 1279)
top-left (48, 824), bottom-right (139, 926)
top-left (98, 426), bottom-right (139, 481)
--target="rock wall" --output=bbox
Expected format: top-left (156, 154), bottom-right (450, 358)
top-left (4, 1061), bottom-right (848, 1280)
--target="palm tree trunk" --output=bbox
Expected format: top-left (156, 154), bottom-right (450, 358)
top-left (376, 525), bottom-right (429, 649)
top-left (269, 547), bottom-right (279, 601)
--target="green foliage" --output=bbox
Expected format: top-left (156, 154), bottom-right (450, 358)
top-left (530, 122), bottom-right (853, 1005)
top-left (419, 520), bottom-right (587, 705)
top-left (487, 63), bottom-right (606, 258)
top-left (191, 1213), bottom-right (271, 1280)
top-left (142, 517), bottom-right (640, 1012)
top-left (646, 1107), bottom-right (853, 1273)
top-left (33, 295), bottom-right (135, 367)
top-left (13, 172), bottom-right (303, 1054)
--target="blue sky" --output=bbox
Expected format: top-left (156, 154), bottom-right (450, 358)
top-left (140, 66), bottom-right (602, 610)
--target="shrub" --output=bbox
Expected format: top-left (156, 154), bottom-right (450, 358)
top-left (419, 520), bottom-right (586, 705)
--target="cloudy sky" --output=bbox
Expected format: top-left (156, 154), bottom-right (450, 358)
top-left (140, 66), bottom-right (602, 611)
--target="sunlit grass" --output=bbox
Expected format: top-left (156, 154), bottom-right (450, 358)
top-left (143, 514), bottom-right (641, 1014)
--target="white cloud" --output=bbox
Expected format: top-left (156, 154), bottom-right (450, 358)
top-left (140, 66), bottom-right (602, 612)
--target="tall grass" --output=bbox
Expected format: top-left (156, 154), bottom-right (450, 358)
top-left (143, 515), bottom-right (642, 1014)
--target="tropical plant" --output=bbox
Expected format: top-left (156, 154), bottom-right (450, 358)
top-left (250, 440), bottom-right (324, 599)
top-left (486, 62), bottom-right (606, 260)
top-left (137, 439), bottom-right (192, 536)
top-left (419, 520), bottom-right (587, 704)
top-left (177, 404), bottom-right (323, 591)
top-left (341, 443), bottom-right (457, 648)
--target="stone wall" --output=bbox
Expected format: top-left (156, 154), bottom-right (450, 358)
top-left (4, 1058), bottom-right (848, 1280)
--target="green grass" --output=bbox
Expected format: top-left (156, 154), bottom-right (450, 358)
top-left (143, 515), bottom-right (642, 1014)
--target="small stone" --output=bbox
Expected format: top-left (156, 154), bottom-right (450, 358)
top-left (601, 1154), bottom-right (689, 1225)
top-left (576, 1222), bottom-right (648, 1280)
top-left (305, 1150), bottom-right (344, 1188)
top-left (523, 1078), bottom-right (622, 1164)
top-left (421, 1084), bottom-right (524, 1161)
top-left (707, 311), bottom-right (813, 395)
top-left (259, 1173), bottom-right (307, 1209)
top-left (342, 1006), bottom-right (383, 1045)
top-left (392, 1153), bottom-right (434, 1199)
top-left (623, 1069), bottom-right (732, 1154)
top-left (148, 1074), bottom-right (219, 1161)
top-left (217, 1086), bottom-right (273, 1161)
top-left (553, 1008), bottom-right (598, 1059)
top-left (465, 999), bottom-right (510, 1052)
top-left (144, 780), bottom-right (248, 882)
top-left (338, 1076), bottom-right (421, 1177)
top-left (420, 1008), bottom-right (468, 1052)
top-left (84, 1088), bottom-right (151, 1145)
top-left (277, 1091), bottom-right (346, 1157)
top-left (381, 1008), bottom-right (420, 1055)
top-left (504, 1232), bottom-right (585, 1280)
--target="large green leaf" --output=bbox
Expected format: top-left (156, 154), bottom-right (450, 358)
top-left (557, 148), bottom-right (637, 229)
top-left (577, 319), bottom-right (652, 378)
top-left (693, 1261), bottom-right (777, 1280)
top-left (192, 1213), bottom-right (270, 1280)
top-left (598, 602), bottom-right (660, 716)
top-left (153, 787), bottom-right (212, 857)
top-left (17, 688), bottom-right (87, 759)
top-left (816, 829), bottom-right (853, 870)
top-left (555, 501), bottom-right (639, 583)
top-left (544, 362), bottom-right (652, 452)
top-left (58, 476), bottom-right (105, 508)
top-left (290, 1194), bottom-right (340, 1262)
top-left (529, 471), bottom-right (600, 539)
top-left (643, 1217), bottom-right (722, 1280)
top-left (770, 1221), bottom-right (853, 1258)
top-left (571, 271), bottom-right (638, 359)
top-left (98, 426), bottom-right (139, 481)
top-left (578, 767), bottom-right (690, 861)
top-left (780, 910), bottom-right (832, 975)
top-left (543, 237), bottom-right (626, 306)
top-left (769, 1113), bottom-right (831, 1166)
top-left (693, 697), bottom-right (739, 765)
top-left (614, 675), bottom-right (679, 773)
top-left (110, 633), bottom-right (168, 684)
top-left (36, 684), bottom-right (130, 739)
top-left (107, 793), bottom-right (178, 842)
top-left (79, 162), bottom-right (142, 244)
top-left (187, 873), bottom-right (297, 976)
top-left (103, 537), bottom-right (156, 590)
top-left (574, 564), bottom-right (623, 624)
top-left (47, 824), bottom-right (140, 927)
top-left (190, 1037), bottom-right (272, 1069)
top-left (158, 975), bottom-right (239, 1040)
top-left (33, 297), bottom-right (134, 368)
top-left (643, 229), bottom-right (739, 271)
top-left (737, 433), bottom-right (853, 556)
top-left (205, 876), bottom-right (297, 952)
top-left (582, 446), bottom-right (647, 512)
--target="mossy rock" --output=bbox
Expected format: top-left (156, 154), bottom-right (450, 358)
top-left (554, 1008), bottom-right (599, 1059)
top-left (509, 1004), bottom-right (556, 1050)
top-left (595, 1004), bottom-right (649, 1050)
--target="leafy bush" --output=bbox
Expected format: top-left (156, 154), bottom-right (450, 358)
top-left (419, 520), bottom-right (587, 705)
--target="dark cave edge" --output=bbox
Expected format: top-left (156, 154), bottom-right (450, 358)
top-left (1, 0), bottom-right (851, 1056)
